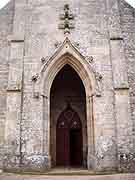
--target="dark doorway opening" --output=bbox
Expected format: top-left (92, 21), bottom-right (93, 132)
top-left (70, 129), bottom-right (83, 166)
top-left (50, 64), bottom-right (87, 167)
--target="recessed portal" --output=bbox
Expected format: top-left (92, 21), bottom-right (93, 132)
top-left (50, 64), bottom-right (87, 167)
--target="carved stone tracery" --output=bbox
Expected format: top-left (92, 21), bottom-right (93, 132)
top-left (32, 38), bottom-right (103, 98)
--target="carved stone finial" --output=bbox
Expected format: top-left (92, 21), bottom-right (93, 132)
top-left (54, 41), bottom-right (62, 49)
top-left (32, 74), bottom-right (39, 82)
top-left (95, 72), bottom-right (103, 97)
top-left (73, 42), bottom-right (80, 49)
top-left (41, 57), bottom-right (46, 64)
top-left (58, 4), bottom-right (75, 34)
top-left (95, 72), bottom-right (103, 81)
top-left (64, 4), bottom-right (69, 11)
top-left (85, 56), bottom-right (94, 64)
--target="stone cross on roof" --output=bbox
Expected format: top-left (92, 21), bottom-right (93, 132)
top-left (58, 4), bottom-right (75, 34)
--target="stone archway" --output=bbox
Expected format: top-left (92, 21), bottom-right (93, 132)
top-left (39, 38), bottom-right (97, 169)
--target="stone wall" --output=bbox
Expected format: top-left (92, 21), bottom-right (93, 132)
top-left (0, 0), bottom-right (14, 167)
top-left (0, 0), bottom-right (135, 172)
top-left (20, 0), bottom-right (117, 171)
top-left (119, 0), bottom-right (135, 172)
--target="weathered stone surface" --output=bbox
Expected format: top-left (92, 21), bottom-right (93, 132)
top-left (0, 0), bottom-right (135, 173)
top-left (0, 0), bottom-right (15, 169)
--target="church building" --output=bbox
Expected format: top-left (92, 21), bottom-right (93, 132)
top-left (0, 0), bottom-right (135, 172)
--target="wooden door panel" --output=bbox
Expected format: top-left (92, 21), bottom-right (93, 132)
top-left (56, 107), bottom-right (83, 167)
top-left (56, 128), bottom-right (69, 166)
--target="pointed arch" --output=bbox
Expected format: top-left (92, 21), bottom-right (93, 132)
top-left (40, 38), bottom-right (96, 97)
top-left (42, 53), bottom-right (94, 97)
top-left (40, 38), bottom-right (96, 169)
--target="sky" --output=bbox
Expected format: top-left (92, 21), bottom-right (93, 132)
top-left (126, 0), bottom-right (135, 8)
top-left (0, 0), bottom-right (135, 9)
top-left (0, 0), bottom-right (10, 9)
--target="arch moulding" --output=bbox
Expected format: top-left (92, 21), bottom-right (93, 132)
top-left (32, 37), bottom-right (102, 169)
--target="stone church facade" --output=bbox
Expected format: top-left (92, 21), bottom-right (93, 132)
top-left (0, 0), bottom-right (135, 173)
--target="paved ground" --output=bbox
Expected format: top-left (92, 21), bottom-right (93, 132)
top-left (0, 174), bottom-right (135, 180)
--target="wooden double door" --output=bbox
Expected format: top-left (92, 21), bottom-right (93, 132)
top-left (56, 107), bottom-right (83, 167)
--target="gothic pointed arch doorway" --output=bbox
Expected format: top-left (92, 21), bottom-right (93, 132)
top-left (50, 64), bottom-right (87, 167)
top-left (41, 39), bottom-right (96, 169)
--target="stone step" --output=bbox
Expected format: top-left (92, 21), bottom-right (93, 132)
top-left (46, 168), bottom-right (94, 175)
top-left (7, 168), bottom-right (117, 176)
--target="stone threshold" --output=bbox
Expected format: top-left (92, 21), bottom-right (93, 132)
top-left (3, 168), bottom-right (122, 176)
